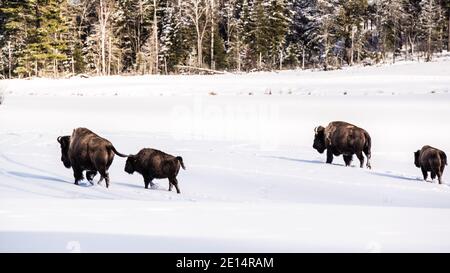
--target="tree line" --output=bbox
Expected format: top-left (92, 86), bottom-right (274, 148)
top-left (0, 0), bottom-right (449, 78)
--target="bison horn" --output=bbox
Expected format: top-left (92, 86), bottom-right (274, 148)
top-left (57, 136), bottom-right (61, 143)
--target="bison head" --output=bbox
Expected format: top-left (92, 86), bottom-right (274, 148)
top-left (414, 150), bottom-right (421, 168)
top-left (57, 136), bottom-right (71, 168)
top-left (125, 155), bottom-right (136, 174)
top-left (313, 126), bottom-right (326, 153)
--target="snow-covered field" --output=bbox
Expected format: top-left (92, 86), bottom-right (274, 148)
top-left (1, 59), bottom-right (450, 252)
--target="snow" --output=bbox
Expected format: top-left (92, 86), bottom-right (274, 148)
top-left (1, 58), bottom-right (450, 252)
top-left (2, 56), bottom-right (450, 97)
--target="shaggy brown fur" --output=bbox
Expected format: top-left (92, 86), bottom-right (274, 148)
top-left (57, 128), bottom-right (127, 188)
top-left (313, 121), bottom-right (372, 169)
top-left (414, 146), bottom-right (447, 184)
top-left (124, 148), bottom-right (185, 194)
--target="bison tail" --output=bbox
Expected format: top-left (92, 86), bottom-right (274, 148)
top-left (176, 156), bottom-right (186, 170)
top-left (110, 145), bottom-right (128, 158)
top-left (364, 132), bottom-right (372, 154)
top-left (441, 151), bottom-right (448, 166)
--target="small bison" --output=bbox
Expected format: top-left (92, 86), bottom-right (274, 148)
top-left (57, 128), bottom-right (127, 188)
top-left (124, 148), bottom-right (185, 194)
top-left (414, 146), bottom-right (447, 184)
top-left (313, 121), bottom-right (372, 169)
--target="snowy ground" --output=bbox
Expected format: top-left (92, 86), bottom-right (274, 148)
top-left (1, 59), bottom-right (450, 252)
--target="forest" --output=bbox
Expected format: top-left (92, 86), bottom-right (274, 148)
top-left (0, 0), bottom-right (449, 78)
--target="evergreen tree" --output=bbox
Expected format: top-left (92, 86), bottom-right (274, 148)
top-left (1, 0), bottom-right (30, 77)
top-left (1, 0), bottom-right (449, 76)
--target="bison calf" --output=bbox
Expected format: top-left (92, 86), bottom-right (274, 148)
top-left (57, 128), bottom-right (127, 188)
top-left (414, 146), bottom-right (447, 184)
top-left (313, 121), bottom-right (372, 169)
top-left (124, 148), bottom-right (185, 194)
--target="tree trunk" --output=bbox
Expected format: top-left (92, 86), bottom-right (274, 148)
top-left (259, 52), bottom-right (262, 69)
top-left (409, 35), bottom-right (415, 57)
top-left (350, 26), bottom-right (355, 65)
top-left (101, 28), bottom-right (106, 75)
top-left (117, 52), bottom-right (121, 75)
top-left (153, 0), bottom-right (159, 74)
top-left (448, 8), bottom-right (450, 51)
top-left (164, 56), bottom-right (168, 74)
top-left (426, 0), bottom-right (433, 62)
top-left (393, 19), bottom-right (397, 64)
top-left (237, 40), bottom-right (241, 71)
top-left (198, 37), bottom-right (203, 67)
top-left (210, 0), bottom-right (215, 70)
top-left (279, 48), bottom-right (282, 70)
top-left (72, 56), bottom-right (75, 75)
top-left (136, 4), bottom-right (141, 74)
top-left (405, 34), bottom-right (409, 61)
top-left (99, 0), bottom-right (111, 75)
top-left (54, 33), bottom-right (57, 78)
top-left (54, 58), bottom-right (57, 78)
top-left (302, 46), bottom-right (305, 70)
top-left (108, 36), bottom-right (112, 75)
top-left (324, 27), bottom-right (329, 68)
top-left (8, 41), bottom-right (12, 79)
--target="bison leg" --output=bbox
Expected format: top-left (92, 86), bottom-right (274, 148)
top-left (343, 154), bottom-right (353, 167)
top-left (364, 148), bottom-right (371, 169)
top-left (365, 155), bottom-right (372, 169)
top-left (169, 177), bottom-right (181, 194)
top-left (97, 168), bottom-right (110, 188)
top-left (437, 172), bottom-right (442, 184)
top-left (421, 167), bottom-right (428, 182)
top-left (86, 170), bottom-right (97, 185)
top-left (143, 175), bottom-right (155, 189)
top-left (73, 167), bottom-right (84, 185)
top-left (326, 150), bottom-right (333, 164)
top-left (144, 179), bottom-right (155, 189)
top-left (104, 171), bottom-right (110, 188)
top-left (431, 171), bottom-right (436, 180)
top-left (356, 152), bottom-right (365, 168)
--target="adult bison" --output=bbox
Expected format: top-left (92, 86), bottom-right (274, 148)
top-left (57, 128), bottom-right (127, 188)
top-left (313, 121), bottom-right (372, 169)
top-left (414, 146), bottom-right (447, 184)
top-left (124, 148), bottom-right (185, 194)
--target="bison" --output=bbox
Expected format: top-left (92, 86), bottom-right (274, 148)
top-left (57, 128), bottom-right (127, 188)
top-left (124, 148), bottom-right (185, 194)
top-left (313, 121), bottom-right (372, 169)
top-left (414, 146), bottom-right (447, 184)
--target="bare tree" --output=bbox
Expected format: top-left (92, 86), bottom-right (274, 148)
top-left (8, 41), bottom-right (12, 79)
top-left (210, 0), bottom-right (215, 70)
top-left (96, 0), bottom-right (115, 75)
top-left (153, 0), bottom-right (159, 74)
top-left (420, 0), bottom-right (439, 62)
top-left (184, 0), bottom-right (210, 67)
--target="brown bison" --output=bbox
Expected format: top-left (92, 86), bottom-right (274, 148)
top-left (313, 121), bottom-right (372, 169)
top-left (414, 146), bottom-right (447, 184)
top-left (57, 128), bottom-right (127, 188)
top-left (124, 148), bottom-right (185, 194)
